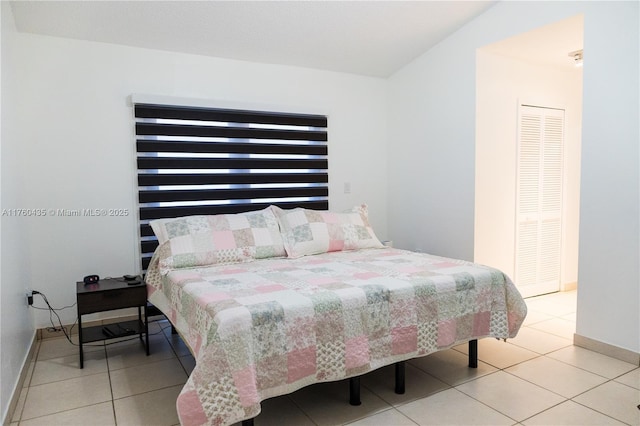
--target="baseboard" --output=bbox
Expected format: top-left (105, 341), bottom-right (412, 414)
top-left (574, 333), bottom-right (640, 365)
top-left (560, 281), bottom-right (577, 292)
top-left (3, 332), bottom-right (38, 426)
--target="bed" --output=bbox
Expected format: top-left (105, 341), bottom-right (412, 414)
top-left (144, 205), bottom-right (527, 426)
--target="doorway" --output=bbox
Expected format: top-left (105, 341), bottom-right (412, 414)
top-left (474, 15), bottom-right (583, 298)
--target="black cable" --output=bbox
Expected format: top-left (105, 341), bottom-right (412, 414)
top-left (29, 291), bottom-right (172, 348)
top-left (32, 291), bottom-right (77, 344)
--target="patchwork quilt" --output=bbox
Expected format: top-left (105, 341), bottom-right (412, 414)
top-left (145, 248), bottom-right (527, 426)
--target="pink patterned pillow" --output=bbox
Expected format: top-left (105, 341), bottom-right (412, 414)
top-left (149, 207), bottom-right (286, 269)
top-left (271, 204), bottom-right (383, 258)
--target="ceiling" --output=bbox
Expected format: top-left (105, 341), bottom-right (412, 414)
top-left (10, 0), bottom-right (497, 78)
top-left (482, 14), bottom-right (583, 71)
top-left (9, 1), bottom-right (583, 77)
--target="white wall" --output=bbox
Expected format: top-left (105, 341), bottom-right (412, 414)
top-left (388, 1), bottom-right (639, 354)
top-left (386, 31), bottom-right (477, 260)
top-left (1, 2), bottom-right (36, 421)
top-left (9, 34), bottom-right (389, 328)
top-left (475, 50), bottom-right (583, 293)
top-left (576, 3), bottom-right (639, 354)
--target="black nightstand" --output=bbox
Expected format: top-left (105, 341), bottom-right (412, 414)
top-left (76, 278), bottom-right (149, 368)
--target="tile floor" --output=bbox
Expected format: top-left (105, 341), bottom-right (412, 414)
top-left (10, 290), bottom-right (640, 425)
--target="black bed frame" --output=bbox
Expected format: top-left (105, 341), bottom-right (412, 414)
top-left (241, 339), bottom-right (478, 426)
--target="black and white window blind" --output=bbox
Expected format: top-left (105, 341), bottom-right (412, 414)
top-left (134, 103), bottom-right (328, 271)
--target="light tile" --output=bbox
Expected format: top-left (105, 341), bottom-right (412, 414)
top-left (19, 401), bottom-right (115, 426)
top-left (528, 317), bottom-right (575, 340)
top-left (360, 363), bottom-right (449, 406)
top-left (114, 385), bottom-right (182, 426)
top-left (346, 408), bottom-right (417, 426)
top-left (106, 333), bottom-right (175, 370)
top-left (454, 337), bottom-right (539, 369)
top-left (289, 379), bottom-right (391, 425)
top-left (456, 371), bottom-right (564, 421)
top-left (249, 395), bottom-right (315, 426)
top-left (398, 388), bottom-right (514, 425)
top-left (110, 357), bottom-right (188, 399)
top-left (21, 373), bottom-right (111, 420)
top-left (522, 310), bottom-right (554, 326)
top-left (522, 400), bottom-right (626, 425)
top-left (410, 349), bottom-right (497, 386)
top-left (614, 368), bottom-right (639, 389)
top-left (506, 356), bottom-right (607, 398)
top-left (547, 346), bottom-right (638, 379)
top-left (37, 336), bottom-right (103, 361)
top-left (524, 297), bottom-right (575, 317)
top-left (573, 380), bottom-right (640, 425)
top-left (31, 351), bottom-right (108, 386)
top-left (508, 327), bottom-right (572, 354)
top-left (539, 290), bottom-right (577, 305)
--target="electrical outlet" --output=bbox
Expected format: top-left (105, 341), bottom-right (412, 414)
top-left (344, 182), bottom-right (351, 194)
top-left (26, 292), bottom-right (33, 306)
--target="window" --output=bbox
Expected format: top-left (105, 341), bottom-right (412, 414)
top-left (134, 103), bottom-right (328, 270)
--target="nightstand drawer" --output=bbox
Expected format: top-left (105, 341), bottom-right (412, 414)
top-left (77, 285), bottom-right (146, 314)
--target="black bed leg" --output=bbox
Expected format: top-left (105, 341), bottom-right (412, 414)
top-left (468, 339), bottom-right (478, 368)
top-left (241, 418), bottom-right (254, 426)
top-left (349, 377), bottom-right (361, 406)
top-left (395, 361), bottom-right (406, 394)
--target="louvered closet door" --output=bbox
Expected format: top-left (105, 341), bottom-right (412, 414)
top-left (515, 105), bottom-right (564, 298)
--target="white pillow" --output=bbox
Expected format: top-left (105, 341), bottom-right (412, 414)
top-left (149, 207), bottom-right (286, 268)
top-left (271, 204), bottom-right (383, 258)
